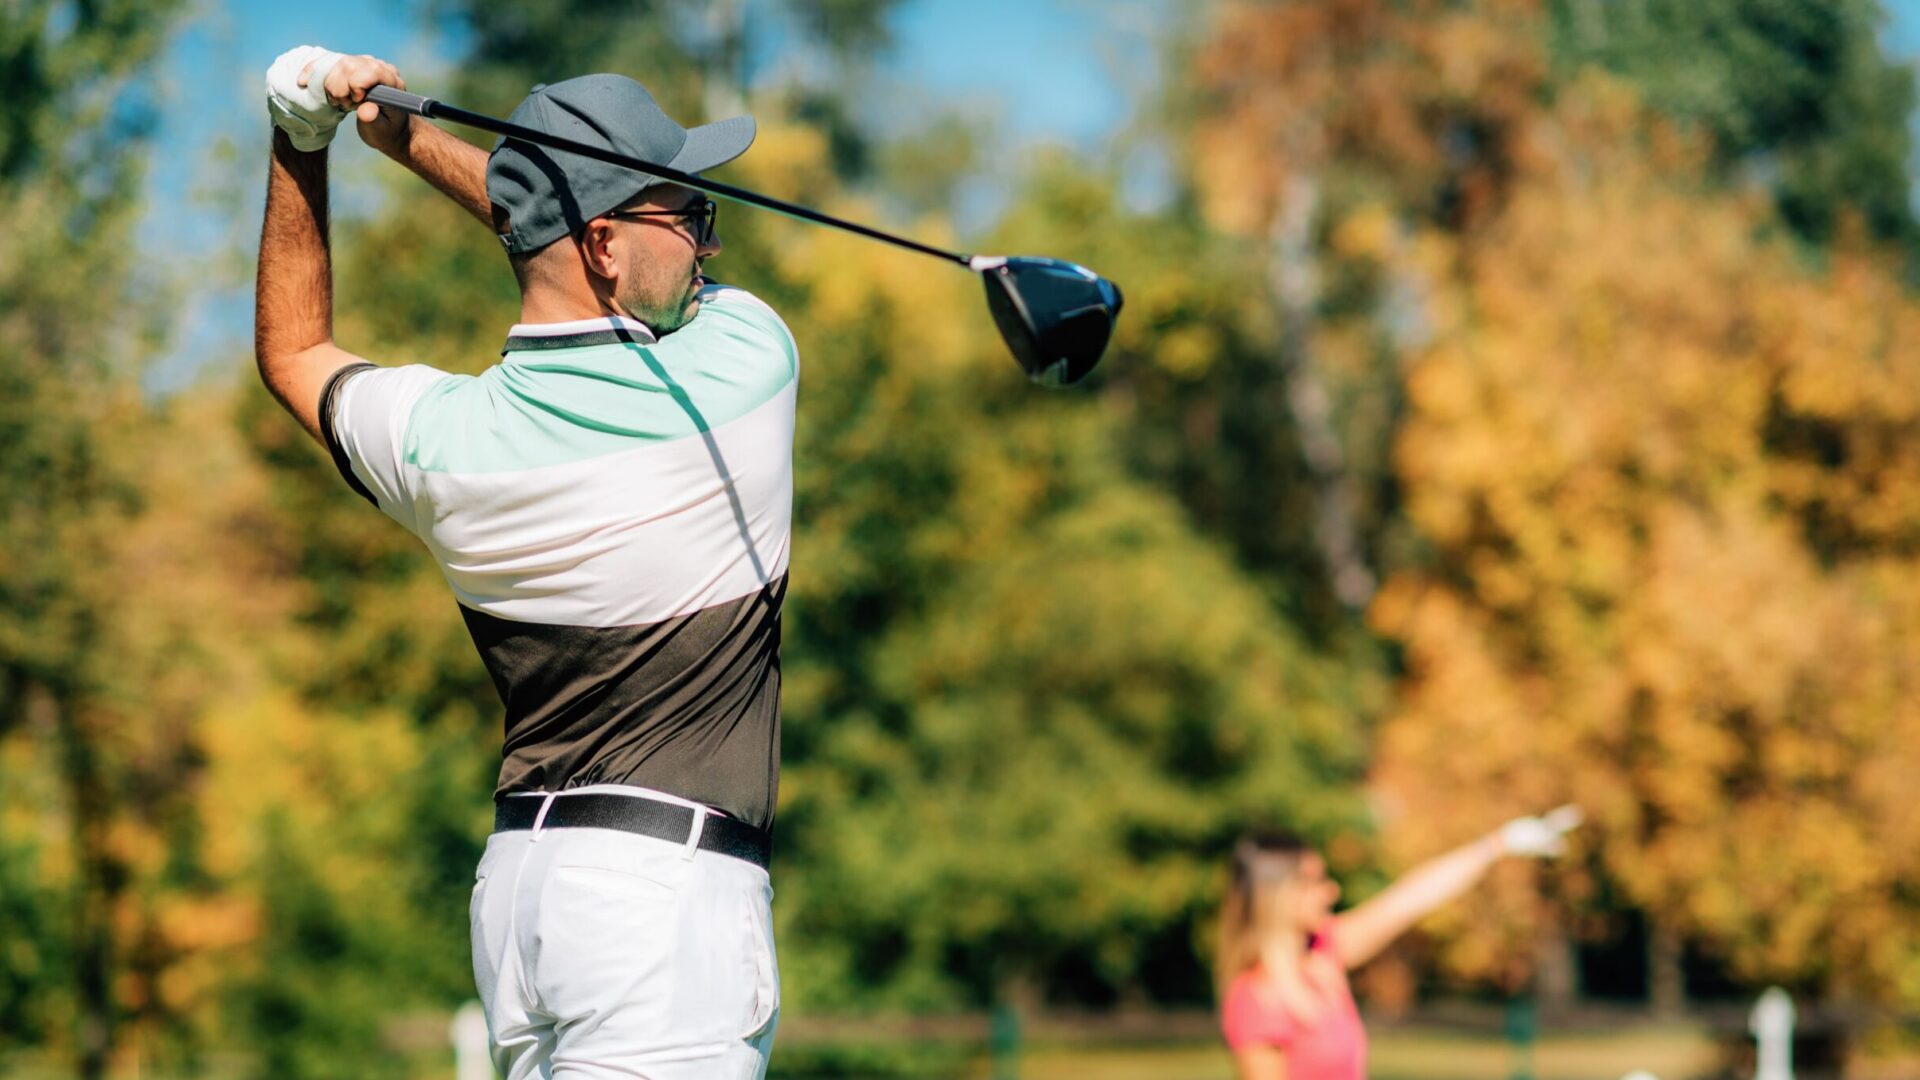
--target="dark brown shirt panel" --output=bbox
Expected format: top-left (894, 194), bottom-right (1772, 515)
top-left (462, 575), bottom-right (785, 831)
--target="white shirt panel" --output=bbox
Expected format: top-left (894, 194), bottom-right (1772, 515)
top-left (408, 379), bottom-right (796, 627)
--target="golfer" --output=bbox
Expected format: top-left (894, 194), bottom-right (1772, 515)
top-left (257, 47), bottom-right (791, 1079)
top-left (1217, 807), bottom-right (1582, 1080)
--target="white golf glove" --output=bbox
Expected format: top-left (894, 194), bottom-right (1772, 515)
top-left (266, 46), bottom-right (347, 151)
top-left (1498, 805), bottom-right (1583, 858)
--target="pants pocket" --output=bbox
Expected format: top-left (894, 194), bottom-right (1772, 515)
top-left (741, 891), bottom-right (780, 1041)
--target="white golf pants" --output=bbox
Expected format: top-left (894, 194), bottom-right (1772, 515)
top-left (470, 787), bottom-right (780, 1079)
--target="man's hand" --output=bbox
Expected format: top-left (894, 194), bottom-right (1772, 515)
top-left (287, 47), bottom-right (494, 224)
top-left (1497, 805), bottom-right (1584, 858)
top-left (312, 53), bottom-right (411, 156)
top-left (266, 47), bottom-right (410, 155)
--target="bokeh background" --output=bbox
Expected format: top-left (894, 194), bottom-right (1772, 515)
top-left (6, 0), bottom-right (1920, 1077)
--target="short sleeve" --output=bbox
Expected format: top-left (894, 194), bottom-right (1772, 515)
top-left (690, 283), bottom-right (799, 378)
top-left (1316, 920), bottom-right (1347, 966)
top-left (322, 363), bottom-right (452, 528)
top-left (1313, 914), bottom-right (1344, 949)
top-left (1222, 972), bottom-right (1295, 1052)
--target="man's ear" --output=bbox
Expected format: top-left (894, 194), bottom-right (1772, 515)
top-left (576, 219), bottom-right (620, 282)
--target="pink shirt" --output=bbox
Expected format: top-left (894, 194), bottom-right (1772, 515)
top-left (1220, 924), bottom-right (1367, 1080)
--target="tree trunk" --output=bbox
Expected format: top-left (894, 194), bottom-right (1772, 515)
top-left (50, 684), bottom-right (116, 1080)
top-left (1268, 174), bottom-right (1376, 610)
top-left (1533, 917), bottom-right (1578, 1016)
top-left (1648, 920), bottom-right (1685, 1019)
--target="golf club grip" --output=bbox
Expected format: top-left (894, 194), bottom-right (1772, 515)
top-left (366, 85), bottom-right (435, 117)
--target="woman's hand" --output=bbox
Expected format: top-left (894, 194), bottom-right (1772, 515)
top-left (1497, 805), bottom-right (1584, 858)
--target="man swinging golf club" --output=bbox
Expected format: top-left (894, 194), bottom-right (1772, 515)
top-left (258, 47), bottom-right (789, 1078)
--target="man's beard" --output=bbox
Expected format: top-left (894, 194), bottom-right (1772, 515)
top-left (628, 273), bottom-right (702, 335)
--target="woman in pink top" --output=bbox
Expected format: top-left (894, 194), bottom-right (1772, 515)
top-left (1217, 808), bottom-right (1582, 1080)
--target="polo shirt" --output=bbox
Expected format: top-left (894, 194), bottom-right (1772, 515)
top-left (320, 284), bottom-right (798, 829)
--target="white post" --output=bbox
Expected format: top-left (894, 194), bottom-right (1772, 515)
top-left (451, 999), bottom-right (493, 1080)
top-left (1619, 1071), bottom-right (1660, 1080)
top-left (1750, 986), bottom-right (1795, 1080)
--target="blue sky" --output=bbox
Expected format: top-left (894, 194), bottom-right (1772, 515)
top-left (1891, 0), bottom-right (1920, 52)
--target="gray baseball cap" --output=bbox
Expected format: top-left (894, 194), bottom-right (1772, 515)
top-left (486, 74), bottom-right (755, 255)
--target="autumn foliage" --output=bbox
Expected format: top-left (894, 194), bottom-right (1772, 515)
top-left (1374, 79), bottom-right (1920, 995)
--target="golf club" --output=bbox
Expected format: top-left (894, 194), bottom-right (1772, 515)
top-left (365, 85), bottom-right (1122, 387)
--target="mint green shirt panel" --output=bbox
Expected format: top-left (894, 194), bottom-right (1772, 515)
top-left (403, 292), bottom-right (798, 476)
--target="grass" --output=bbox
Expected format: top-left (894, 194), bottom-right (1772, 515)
top-left (962, 1025), bottom-right (1722, 1080)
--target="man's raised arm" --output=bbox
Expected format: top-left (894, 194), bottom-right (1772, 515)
top-left (255, 126), bottom-right (362, 444)
top-left (255, 48), bottom-right (494, 446)
top-left (254, 48), bottom-right (408, 443)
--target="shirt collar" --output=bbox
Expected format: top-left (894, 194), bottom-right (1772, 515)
top-left (502, 314), bottom-right (658, 354)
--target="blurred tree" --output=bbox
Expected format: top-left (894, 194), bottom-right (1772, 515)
top-left (1159, 0), bottom-right (1916, 623)
top-left (1156, 0), bottom-right (1549, 633)
top-left (1370, 71), bottom-right (1920, 1005)
top-left (1546, 0), bottom-right (1919, 251)
top-left (0, 2), bottom-right (191, 1075)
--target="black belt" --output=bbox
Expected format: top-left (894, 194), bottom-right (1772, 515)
top-left (494, 793), bottom-right (771, 870)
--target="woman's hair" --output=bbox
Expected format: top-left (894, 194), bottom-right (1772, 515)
top-left (1214, 828), bottom-right (1315, 1000)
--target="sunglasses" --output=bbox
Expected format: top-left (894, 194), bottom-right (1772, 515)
top-left (604, 198), bottom-right (719, 246)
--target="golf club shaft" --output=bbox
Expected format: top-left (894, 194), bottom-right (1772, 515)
top-left (366, 85), bottom-right (974, 269)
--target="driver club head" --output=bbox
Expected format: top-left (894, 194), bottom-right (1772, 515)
top-left (975, 256), bottom-right (1124, 388)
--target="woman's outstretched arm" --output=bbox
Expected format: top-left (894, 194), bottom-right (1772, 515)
top-left (1332, 806), bottom-right (1581, 970)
